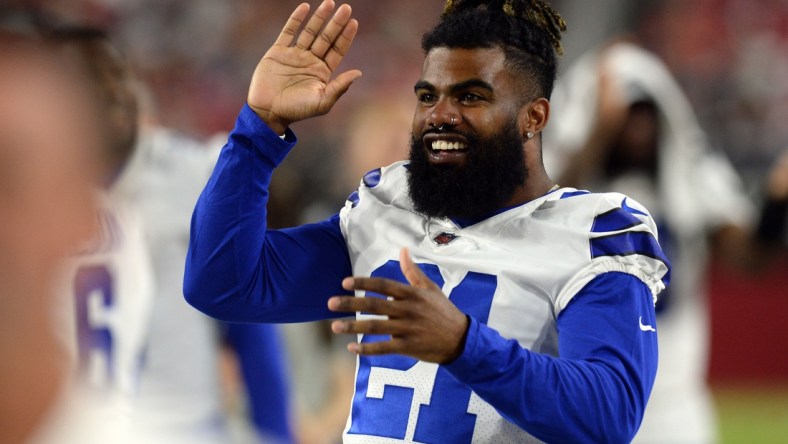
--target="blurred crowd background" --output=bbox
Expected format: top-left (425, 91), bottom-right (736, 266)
top-left (15, 0), bottom-right (787, 196)
top-left (3, 0), bottom-right (786, 442)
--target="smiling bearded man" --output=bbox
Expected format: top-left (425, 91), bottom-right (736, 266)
top-left (184, 1), bottom-right (671, 442)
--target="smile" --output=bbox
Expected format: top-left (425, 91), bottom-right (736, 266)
top-left (431, 140), bottom-right (468, 151)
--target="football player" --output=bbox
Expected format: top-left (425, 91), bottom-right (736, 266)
top-left (185, 1), bottom-right (669, 442)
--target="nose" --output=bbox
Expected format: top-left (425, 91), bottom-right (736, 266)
top-left (426, 100), bottom-right (460, 130)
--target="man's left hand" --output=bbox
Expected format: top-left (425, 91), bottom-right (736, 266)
top-left (327, 248), bottom-right (469, 364)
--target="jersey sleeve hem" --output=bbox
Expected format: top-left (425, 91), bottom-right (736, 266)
top-left (555, 256), bottom-right (667, 314)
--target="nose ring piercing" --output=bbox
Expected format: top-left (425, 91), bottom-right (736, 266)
top-left (438, 116), bottom-right (457, 131)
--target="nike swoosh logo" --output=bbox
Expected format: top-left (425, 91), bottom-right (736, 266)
top-left (639, 316), bottom-right (656, 332)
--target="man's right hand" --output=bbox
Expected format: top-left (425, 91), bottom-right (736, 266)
top-left (247, 0), bottom-right (362, 135)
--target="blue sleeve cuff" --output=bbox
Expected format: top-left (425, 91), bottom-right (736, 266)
top-left (237, 103), bottom-right (297, 165)
top-left (443, 316), bottom-right (516, 382)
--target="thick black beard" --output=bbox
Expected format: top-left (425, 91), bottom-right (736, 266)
top-left (406, 121), bottom-right (527, 221)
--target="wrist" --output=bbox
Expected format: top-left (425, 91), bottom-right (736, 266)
top-left (248, 103), bottom-right (289, 136)
top-left (443, 315), bottom-right (471, 365)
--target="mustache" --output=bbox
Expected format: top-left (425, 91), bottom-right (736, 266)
top-left (418, 128), bottom-right (474, 140)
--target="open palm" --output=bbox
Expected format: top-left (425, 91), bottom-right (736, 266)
top-left (248, 1), bottom-right (362, 135)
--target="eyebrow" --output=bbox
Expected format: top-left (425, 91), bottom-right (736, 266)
top-left (414, 79), bottom-right (495, 94)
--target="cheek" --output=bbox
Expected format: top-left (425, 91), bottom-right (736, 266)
top-left (463, 111), bottom-right (503, 138)
top-left (412, 115), bottom-right (423, 136)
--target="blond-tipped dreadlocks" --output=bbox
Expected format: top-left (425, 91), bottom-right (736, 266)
top-left (424, 0), bottom-right (567, 99)
top-left (442, 0), bottom-right (566, 55)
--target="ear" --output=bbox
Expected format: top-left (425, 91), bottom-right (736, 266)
top-left (518, 97), bottom-right (550, 138)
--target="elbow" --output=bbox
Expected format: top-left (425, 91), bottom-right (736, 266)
top-left (183, 268), bottom-right (213, 316)
top-left (598, 381), bottom-right (648, 444)
top-left (606, 408), bottom-right (643, 444)
top-left (578, 376), bottom-right (648, 444)
top-left (606, 408), bottom-right (642, 444)
top-left (182, 254), bottom-right (223, 318)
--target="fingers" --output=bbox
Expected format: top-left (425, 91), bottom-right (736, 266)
top-left (341, 275), bottom-right (417, 301)
top-left (284, 1), bottom-right (358, 71)
top-left (328, 294), bottom-right (401, 316)
top-left (273, 3), bottom-right (310, 47)
top-left (331, 318), bottom-right (406, 336)
top-left (347, 338), bottom-right (401, 356)
top-left (323, 17), bottom-right (358, 71)
top-left (309, 4), bottom-right (354, 58)
top-left (294, 0), bottom-right (337, 51)
top-left (400, 248), bottom-right (441, 291)
top-left (331, 321), bottom-right (405, 356)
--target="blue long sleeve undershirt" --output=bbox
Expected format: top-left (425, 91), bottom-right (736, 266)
top-left (184, 104), bottom-right (658, 443)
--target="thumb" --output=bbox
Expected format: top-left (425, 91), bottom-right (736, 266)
top-left (399, 247), bottom-right (440, 290)
top-left (324, 69), bottom-right (363, 107)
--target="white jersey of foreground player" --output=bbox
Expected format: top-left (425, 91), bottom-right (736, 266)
top-left (32, 191), bottom-right (155, 444)
top-left (544, 42), bottom-right (755, 444)
top-left (338, 161), bottom-right (667, 443)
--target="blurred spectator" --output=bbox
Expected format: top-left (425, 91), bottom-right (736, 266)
top-left (114, 84), bottom-right (295, 443)
top-left (545, 40), bottom-right (787, 444)
top-left (637, 0), bottom-right (788, 189)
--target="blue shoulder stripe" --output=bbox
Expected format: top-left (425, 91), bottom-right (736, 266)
top-left (560, 190), bottom-right (590, 199)
top-left (347, 190), bottom-right (360, 208)
top-left (590, 231), bottom-right (671, 274)
top-left (362, 168), bottom-right (382, 188)
top-left (591, 208), bottom-right (644, 233)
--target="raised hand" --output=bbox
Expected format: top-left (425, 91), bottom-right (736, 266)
top-left (327, 248), bottom-right (470, 364)
top-left (248, 0), bottom-right (362, 135)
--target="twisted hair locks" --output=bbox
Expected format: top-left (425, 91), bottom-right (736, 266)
top-left (424, 0), bottom-right (567, 98)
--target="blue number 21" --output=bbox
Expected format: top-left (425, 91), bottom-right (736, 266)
top-left (347, 260), bottom-right (497, 443)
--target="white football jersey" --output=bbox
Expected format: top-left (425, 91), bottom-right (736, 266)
top-left (36, 191), bottom-right (154, 444)
top-left (338, 162), bottom-right (667, 443)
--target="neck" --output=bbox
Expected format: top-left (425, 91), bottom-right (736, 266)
top-left (505, 146), bottom-right (555, 206)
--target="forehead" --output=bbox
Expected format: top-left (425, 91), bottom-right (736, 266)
top-left (419, 47), bottom-right (511, 88)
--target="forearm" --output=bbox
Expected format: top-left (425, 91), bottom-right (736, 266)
top-left (444, 272), bottom-right (657, 443)
top-left (184, 105), bottom-right (351, 322)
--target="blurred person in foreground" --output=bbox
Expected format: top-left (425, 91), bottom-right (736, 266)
top-left (544, 40), bottom-right (788, 443)
top-left (27, 22), bottom-right (155, 444)
top-left (185, 0), bottom-right (671, 442)
top-left (0, 16), bottom-right (103, 444)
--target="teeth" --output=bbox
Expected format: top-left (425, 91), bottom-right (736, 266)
top-left (431, 140), bottom-right (467, 151)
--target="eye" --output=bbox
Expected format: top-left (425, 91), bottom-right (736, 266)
top-left (417, 92), bottom-right (437, 104)
top-left (460, 92), bottom-right (482, 103)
